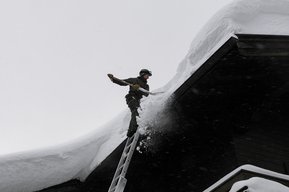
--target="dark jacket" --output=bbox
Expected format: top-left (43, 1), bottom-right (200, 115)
top-left (112, 76), bottom-right (149, 101)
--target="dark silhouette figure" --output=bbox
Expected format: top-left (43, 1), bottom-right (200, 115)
top-left (108, 69), bottom-right (152, 137)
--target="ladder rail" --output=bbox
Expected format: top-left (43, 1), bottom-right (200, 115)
top-left (120, 133), bottom-right (139, 177)
top-left (108, 131), bottom-right (140, 192)
top-left (108, 138), bottom-right (132, 190)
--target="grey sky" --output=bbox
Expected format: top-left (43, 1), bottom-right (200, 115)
top-left (0, 0), bottom-right (233, 154)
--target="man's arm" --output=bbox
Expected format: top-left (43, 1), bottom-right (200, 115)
top-left (108, 74), bottom-right (148, 92)
top-left (143, 84), bottom-right (149, 97)
top-left (107, 74), bottom-right (129, 86)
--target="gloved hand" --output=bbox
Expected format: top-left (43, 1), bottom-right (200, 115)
top-left (107, 74), bottom-right (114, 81)
top-left (131, 84), bottom-right (140, 90)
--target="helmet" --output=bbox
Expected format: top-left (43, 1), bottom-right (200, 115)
top-left (139, 69), bottom-right (152, 76)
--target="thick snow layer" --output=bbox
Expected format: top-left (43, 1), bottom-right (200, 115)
top-left (2, 0), bottom-right (289, 191)
top-left (0, 112), bottom-right (129, 192)
top-left (164, 0), bottom-right (289, 94)
top-left (230, 177), bottom-right (289, 192)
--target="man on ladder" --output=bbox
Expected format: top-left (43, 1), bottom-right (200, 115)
top-left (106, 69), bottom-right (152, 192)
top-left (107, 69), bottom-right (152, 137)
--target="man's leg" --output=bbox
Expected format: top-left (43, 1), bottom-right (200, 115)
top-left (127, 98), bottom-right (140, 137)
top-left (127, 108), bottom-right (138, 137)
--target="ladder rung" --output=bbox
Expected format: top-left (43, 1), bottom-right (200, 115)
top-left (125, 140), bottom-right (137, 154)
top-left (124, 146), bottom-right (131, 154)
top-left (111, 175), bottom-right (121, 188)
top-left (109, 183), bottom-right (117, 192)
top-left (127, 143), bottom-right (133, 149)
top-left (118, 164), bottom-right (125, 171)
top-left (128, 135), bottom-right (134, 142)
top-left (122, 152), bottom-right (128, 158)
top-left (115, 174), bottom-right (121, 181)
top-left (119, 156), bottom-right (127, 165)
top-left (109, 176), bottom-right (127, 192)
top-left (125, 137), bottom-right (134, 146)
top-left (114, 169), bottom-right (122, 179)
top-left (112, 163), bottom-right (125, 181)
top-left (118, 154), bottom-right (127, 164)
top-left (112, 165), bottom-right (125, 183)
top-left (109, 186), bottom-right (116, 192)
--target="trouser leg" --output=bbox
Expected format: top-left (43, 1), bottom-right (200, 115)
top-left (126, 97), bottom-right (140, 137)
top-left (127, 108), bottom-right (139, 137)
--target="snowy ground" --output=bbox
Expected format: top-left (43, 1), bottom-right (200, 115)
top-left (2, 0), bottom-right (289, 191)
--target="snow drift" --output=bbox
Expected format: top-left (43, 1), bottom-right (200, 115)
top-left (2, 0), bottom-right (289, 191)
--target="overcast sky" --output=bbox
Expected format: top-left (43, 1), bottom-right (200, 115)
top-left (0, 0), bottom-right (233, 154)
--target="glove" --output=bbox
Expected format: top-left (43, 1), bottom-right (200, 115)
top-left (107, 74), bottom-right (114, 81)
top-left (131, 84), bottom-right (140, 90)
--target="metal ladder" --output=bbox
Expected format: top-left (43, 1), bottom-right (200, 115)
top-left (107, 131), bottom-right (140, 192)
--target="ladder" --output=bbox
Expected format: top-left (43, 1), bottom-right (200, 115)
top-left (107, 131), bottom-right (140, 192)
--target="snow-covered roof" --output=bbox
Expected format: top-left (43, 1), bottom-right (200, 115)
top-left (2, 0), bottom-right (289, 191)
top-left (230, 177), bottom-right (289, 192)
top-left (165, 0), bottom-right (289, 94)
top-left (204, 165), bottom-right (289, 192)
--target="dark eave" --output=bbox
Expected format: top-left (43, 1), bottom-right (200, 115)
top-left (174, 34), bottom-right (289, 103)
top-left (173, 36), bottom-right (237, 103)
top-left (237, 34), bottom-right (289, 56)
